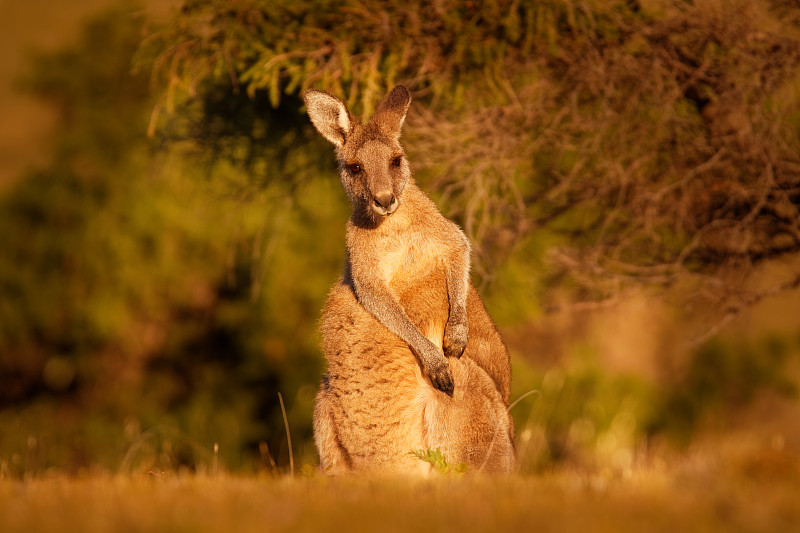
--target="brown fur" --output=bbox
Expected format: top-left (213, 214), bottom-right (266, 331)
top-left (305, 85), bottom-right (514, 475)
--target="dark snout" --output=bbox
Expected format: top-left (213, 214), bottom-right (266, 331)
top-left (372, 190), bottom-right (399, 216)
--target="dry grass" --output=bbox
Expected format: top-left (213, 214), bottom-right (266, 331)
top-left (1, 448), bottom-right (798, 533)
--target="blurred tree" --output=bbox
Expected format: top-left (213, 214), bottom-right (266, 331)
top-left (137, 0), bottom-right (800, 470)
top-left (142, 0), bottom-right (800, 342)
top-left (0, 4), bottom-right (335, 474)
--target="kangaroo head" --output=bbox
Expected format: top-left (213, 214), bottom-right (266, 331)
top-left (304, 85), bottom-right (412, 221)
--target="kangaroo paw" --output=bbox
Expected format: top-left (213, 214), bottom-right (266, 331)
top-left (443, 320), bottom-right (468, 359)
top-left (428, 362), bottom-right (454, 396)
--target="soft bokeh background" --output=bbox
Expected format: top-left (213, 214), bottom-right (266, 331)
top-left (1, 0), bottom-right (799, 478)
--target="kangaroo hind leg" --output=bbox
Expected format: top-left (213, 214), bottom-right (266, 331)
top-left (313, 381), bottom-right (351, 475)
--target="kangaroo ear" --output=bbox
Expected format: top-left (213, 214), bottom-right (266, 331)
top-left (304, 89), bottom-right (352, 147)
top-left (372, 85), bottom-right (411, 139)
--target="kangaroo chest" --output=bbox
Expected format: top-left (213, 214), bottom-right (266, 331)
top-left (379, 232), bottom-right (444, 293)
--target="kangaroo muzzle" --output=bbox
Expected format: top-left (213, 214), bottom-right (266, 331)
top-left (371, 189), bottom-right (398, 216)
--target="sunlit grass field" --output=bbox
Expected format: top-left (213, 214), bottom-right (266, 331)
top-left (2, 446), bottom-right (798, 533)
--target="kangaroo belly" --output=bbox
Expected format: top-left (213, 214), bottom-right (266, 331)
top-left (397, 267), bottom-right (450, 349)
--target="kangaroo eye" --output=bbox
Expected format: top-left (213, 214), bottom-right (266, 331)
top-left (348, 163), bottom-right (361, 174)
top-left (390, 156), bottom-right (403, 168)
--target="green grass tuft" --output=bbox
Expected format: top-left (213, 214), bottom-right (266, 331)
top-left (410, 448), bottom-right (468, 475)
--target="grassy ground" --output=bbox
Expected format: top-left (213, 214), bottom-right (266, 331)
top-left (2, 450), bottom-right (798, 533)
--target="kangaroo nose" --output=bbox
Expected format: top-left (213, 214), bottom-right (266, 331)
top-left (373, 193), bottom-right (396, 210)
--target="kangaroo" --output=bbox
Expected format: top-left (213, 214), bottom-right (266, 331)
top-left (305, 85), bottom-right (514, 475)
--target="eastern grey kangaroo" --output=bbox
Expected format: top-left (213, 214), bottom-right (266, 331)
top-left (305, 85), bottom-right (514, 475)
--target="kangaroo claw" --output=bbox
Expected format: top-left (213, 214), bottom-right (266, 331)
top-left (429, 364), bottom-right (454, 396)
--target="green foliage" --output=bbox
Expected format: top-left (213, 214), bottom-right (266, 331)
top-left (512, 330), bottom-right (800, 472)
top-left (651, 334), bottom-right (799, 444)
top-left (513, 349), bottom-right (656, 473)
top-left (141, 0), bottom-right (635, 117)
top-left (0, 4), bottom-right (342, 475)
top-left (410, 448), bottom-right (468, 475)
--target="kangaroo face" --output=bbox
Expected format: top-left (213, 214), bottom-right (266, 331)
top-left (305, 86), bottom-right (412, 221)
top-left (338, 131), bottom-right (409, 218)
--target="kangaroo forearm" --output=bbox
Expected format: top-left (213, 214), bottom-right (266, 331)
top-left (442, 239), bottom-right (470, 359)
top-left (362, 293), bottom-right (451, 379)
top-left (445, 241), bottom-right (470, 321)
top-left (360, 291), bottom-right (433, 352)
top-left (362, 293), bottom-right (452, 392)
